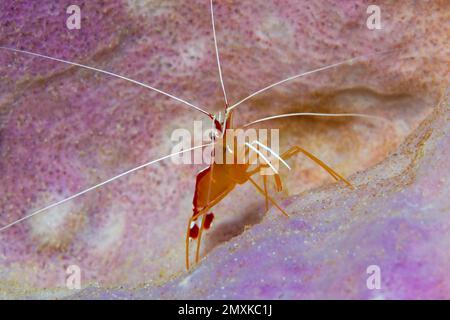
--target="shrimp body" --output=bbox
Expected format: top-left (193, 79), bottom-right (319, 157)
top-left (185, 112), bottom-right (355, 269)
top-left (186, 112), bottom-right (255, 268)
top-left (192, 115), bottom-right (248, 218)
top-left (190, 165), bottom-right (234, 237)
top-left (192, 160), bottom-right (246, 219)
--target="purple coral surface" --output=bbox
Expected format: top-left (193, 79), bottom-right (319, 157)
top-left (0, 0), bottom-right (448, 299)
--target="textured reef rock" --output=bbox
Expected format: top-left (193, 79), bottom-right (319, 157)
top-left (77, 92), bottom-right (450, 299)
top-left (0, 1), bottom-right (448, 298)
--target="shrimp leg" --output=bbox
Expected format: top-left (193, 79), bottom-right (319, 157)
top-left (186, 188), bottom-right (232, 269)
top-left (263, 175), bottom-right (269, 212)
top-left (281, 146), bottom-right (354, 188)
top-left (247, 164), bottom-right (284, 192)
top-left (186, 209), bottom-right (209, 270)
top-left (250, 146), bottom-right (353, 188)
top-left (248, 177), bottom-right (289, 217)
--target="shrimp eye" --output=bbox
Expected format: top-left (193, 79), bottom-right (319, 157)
top-left (204, 213), bottom-right (214, 229)
top-left (189, 223), bottom-right (199, 239)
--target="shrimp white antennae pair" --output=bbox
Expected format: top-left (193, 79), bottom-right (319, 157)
top-left (210, 0), bottom-right (228, 107)
top-left (0, 46), bottom-right (214, 118)
top-left (0, 1), bottom-right (389, 231)
top-left (228, 49), bottom-right (397, 112)
top-left (0, 143), bottom-right (212, 232)
top-left (243, 112), bottom-right (388, 127)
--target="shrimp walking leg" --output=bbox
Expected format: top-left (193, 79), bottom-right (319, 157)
top-left (186, 190), bottom-right (230, 269)
top-left (263, 175), bottom-right (269, 212)
top-left (248, 177), bottom-right (289, 217)
top-left (281, 146), bottom-right (354, 188)
top-left (186, 209), bottom-right (209, 270)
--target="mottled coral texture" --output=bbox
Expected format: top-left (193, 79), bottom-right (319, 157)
top-left (0, 1), bottom-right (448, 299)
top-left (78, 92), bottom-right (450, 299)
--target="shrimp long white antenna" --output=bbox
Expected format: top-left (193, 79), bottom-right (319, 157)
top-left (0, 46), bottom-right (213, 118)
top-left (228, 50), bottom-right (395, 112)
top-left (246, 142), bottom-right (278, 174)
top-left (0, 143), bottom-right (211, 232)
top-left (243, 112), bottom-right (388, 127)
top-left (210, 0), bottom-right (228, 107)
top-left (253, 141), bottom-right (291, 170)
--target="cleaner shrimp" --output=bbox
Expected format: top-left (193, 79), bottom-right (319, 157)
top-left (0, 0), bottom-right (413, 273)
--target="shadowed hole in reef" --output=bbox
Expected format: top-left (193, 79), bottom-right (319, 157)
top-left (198, 85), bottom-right (439, 261)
